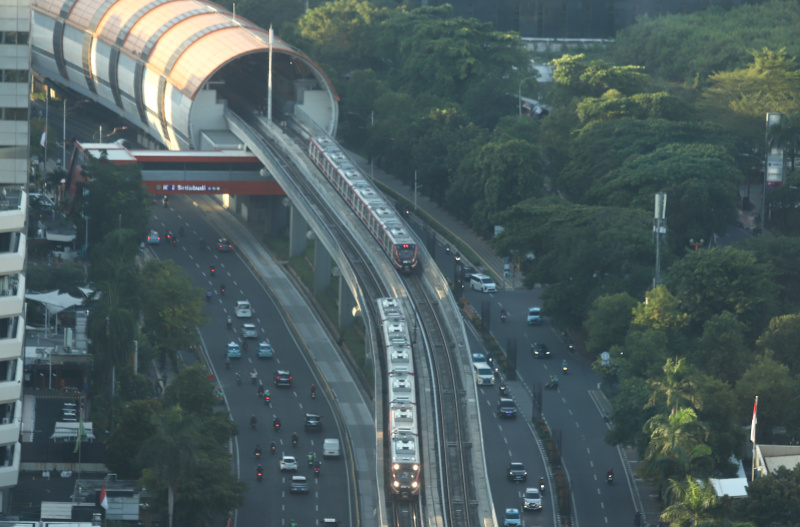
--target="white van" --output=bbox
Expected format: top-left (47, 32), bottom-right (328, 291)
top-left (323, 438), bottom-right (340, 458)
top-left (470, 273), bottom-right (497, 293)
top-left (473, 362), bottom-right (495, 386)
top-left (235, 300), bottom-right (252, 318)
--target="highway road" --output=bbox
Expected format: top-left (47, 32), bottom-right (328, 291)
top-left (148, 195), bottom-right (351, 527)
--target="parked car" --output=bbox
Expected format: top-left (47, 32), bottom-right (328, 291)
top-left (257, 341), bottom-right (274, 358)
top-left (527, 306), bottom-right (542, 325)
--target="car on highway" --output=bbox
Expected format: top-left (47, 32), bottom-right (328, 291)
top-left (240, 323), bottom-right (259, 339)
top-left (217, 237), bottom-right (233, 252)
top-left (472, 352), bottom-right (487, 363)
top-left (531, 342), bottom-right (551, 359)
top-left (527, 306), bottom-right (542, 325)
top-left (507, 462), bottom-right (527, 482)
top-left (523, 487), bottom-right (543, 511)
top-left (469, 273), bottom-right (497, 293)
top-left (235, 300), bottom-right (252, 318)
top-left (280, 455), bottom-right (298, 471)
top-left (146, 230), bottom-right (160, 244)
top-left (274, 370), bottom-right (292, 388)
top-left (498, 398), bottom-right (517, 418)
top-left (305, 413), bottom-right (323, 432)
top-left (257, 340), bottom-right (274, 358)
top-left (226, 342), bottom-right (241, 359)
top-left (503, 508), bottom-right (521, 526)
top-left (290, 475), bottom-right (309, 493)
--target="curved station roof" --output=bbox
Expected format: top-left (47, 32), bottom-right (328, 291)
top-left (31, 0), bottom-right (339, 149)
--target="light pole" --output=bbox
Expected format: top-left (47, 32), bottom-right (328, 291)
top-left (518, 76), bottom-right (538, 117)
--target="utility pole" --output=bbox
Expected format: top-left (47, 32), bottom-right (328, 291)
top-left (653, 193), bottom-right (667, 287)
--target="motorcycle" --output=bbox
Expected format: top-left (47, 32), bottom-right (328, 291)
top-left (255, 450), bottom-right (261, 461)
top-left (538, 477), bottom-right (546, 496)
top-left (545, 379), bottom-right (559, 390)
top-left (500, 310), bottom-right (507, 323)
top-left (210, 266), bottom-right (216, 277)
top-left (226, 315), bottom-right (232, 330)
top-left (171, 237), bottom-right (178, 247)
top-left (273, 418), bottom-right (281, 432)
top-left (256, 466), bottom-right (263, 482)
top-left (250, 418), bottom-right (257, 430)
top-left (607, 472), bottom-right (614, 485)
top-left (220, 284), bottom-right (226, 296)
top-left (270, 443), bottom-right (277, 455)
top-left (499, 384), bottom-right (509, 397)
top-left (205, 290), bottom-right (212, 303)
top-left (264, 392), bottom-right (271, 406)
top-left (235, 372), bottom-right (242, 386)
top-left (250, 372), bottom-right (258, 385)
top-left (292, 434), bottom-right (298, 447)
top-left (307, 452), bottom-right (314, 466)
top-left (562, 362), bottom-right (569, 375)
top-left (313, 462), bottom-right (321, 477)
top-left (311, 384), bottom-right (317, 399)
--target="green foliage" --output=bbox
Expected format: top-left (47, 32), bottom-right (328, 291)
top-left (741, 465), bottom-right (800, 527)
top-left (606, 376), bottom-right (654, 447)
top-left (584, 292), bottom-right (638, 354)
top-left (613, 1), bottom-right (800, 82)
top-left (703, 48), bottom-right (800, 117)
top-left (576, 91), bottom-right (692, 125)
top-left (139, 259), bottom-right (209, 358)
top-left (664, 247), bottom-right (777, 338)
top-left (26, 261), bottom-right (85, 295)
top-left (162, 364), bottom-right (218, 416)
top-left (632, 286), bottom-right (690, 334)
top-left (757, 314), bottom-right (800, 373)
top-left (646, 358), bottom-right (702, 416)
top-left (693, 312), bottom-right (750, 384)
top-left (105, 399), bottom-right (162, 478)
top-left (661, 476), bottom-right (718, 526)
top-left (738, 236), bottom-right (800, 316)
top-left (734, 353), bottom-right (800, 444)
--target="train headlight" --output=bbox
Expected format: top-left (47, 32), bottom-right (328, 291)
top-left (412, 464), bottom-right (419, 471)
top-left (393, 463), bottom-right (400, 470)
top-left (393, 480), bottom-right (400, 487)
top-left (411, 481), bottom-right (418, 488)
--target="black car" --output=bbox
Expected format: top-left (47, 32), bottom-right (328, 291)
top-left (217, 238), bottom-right (233, 252)
top-left (507, 462), bottom-right (527, 482)
top-left (531, 343), bottom-right (551, 359)
top-left (498, 398), bottom-right (517, 418)
top-left (305, 413), bottom-right (323, 432)
top-left (274, 370), bottom-right (292, 388)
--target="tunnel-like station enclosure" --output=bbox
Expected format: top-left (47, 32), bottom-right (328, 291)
top-left (31, 0), bottom-right (339, 150)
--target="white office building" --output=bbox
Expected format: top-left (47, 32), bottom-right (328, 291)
top-left (0, 0), bottom-right (29, 507)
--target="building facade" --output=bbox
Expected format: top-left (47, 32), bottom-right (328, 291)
top-left (0, 0), bottom-right (28, 508)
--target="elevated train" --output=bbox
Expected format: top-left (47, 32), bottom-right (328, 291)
top-left (376, 297), bottom-right (421, 499)
top-left (308, 137), bottom-right (419, 274)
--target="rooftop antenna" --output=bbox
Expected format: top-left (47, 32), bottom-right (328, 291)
top-left (653, 193), bottom-right (667, 287)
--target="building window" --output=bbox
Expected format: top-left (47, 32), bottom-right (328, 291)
top-left (1, 70), bottom-right (28, 83)
top-left (0, 108), bottom-right (27, 121)
top-left (0, 32), bottom-right (29, 45)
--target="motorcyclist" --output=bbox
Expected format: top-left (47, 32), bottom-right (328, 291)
top-left (250, 370), bottom-right (258, 384)
top-left (273, 415), bottom-right (281, 430)
top-left (500, 308), bottom-right (507, 321)
top-left (210, 265), bottom-right (216, 277)
top-left (205, 290), bottom-right (212, 302)
top-left (250, 415), bottom-right (257, 429)
top-left (256, 464), bottom-right (263, 478)
top-left (220, 283), bottom-right (226, 295)
top-left (307, 451), bottom-right (314, 464)
top-left (311, 383), bottom-right (317, 397)
top-left (234, 371), bottom-right (241, 384)
top-left (226, 315), bottom-right (232, 330)
top-left (292, 432), bottom-right (298, 445)
top-left (290, 520), bottom-right (297, 527)
top-left (270, 441), bottom-right (277, 454)
top-left (607, 468), bottom-right (614, 479)
top-left (254, 444), bottom-right (262, 457)
top-left (258, 382), bottom-right (265, 396)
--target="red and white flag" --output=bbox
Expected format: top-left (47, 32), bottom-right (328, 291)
top-left (99, 482), bottom-right (108, 510)
top-left (750, 396), bottom-right (758, 443)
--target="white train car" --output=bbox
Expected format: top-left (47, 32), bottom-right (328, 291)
top-left (308, 137), bottom-right (419, 274)
top-left (377, 298), bottom-right (421, 499)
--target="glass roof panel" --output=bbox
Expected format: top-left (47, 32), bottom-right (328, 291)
top-left (31, 0), bottom-right (69, 17)
top-left (68, 0), bottom-right (108, 27)
top-left (96, 0), bottom-right (160, 42)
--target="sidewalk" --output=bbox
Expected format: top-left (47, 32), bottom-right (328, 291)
top-left (344, 150), bottom-right (524, 290)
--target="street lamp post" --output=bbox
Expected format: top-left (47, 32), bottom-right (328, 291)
top-left (518, 76), bottom-right (538, 117)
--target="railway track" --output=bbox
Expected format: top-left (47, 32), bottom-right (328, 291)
top-left (406, 276), bottom-right (478, 527)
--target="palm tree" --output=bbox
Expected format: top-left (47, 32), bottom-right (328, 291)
top-left (661, 476), bottom-right (717, 526)
top-left (646, 358), bottom-right (702, 415)
top-left (137, 406), bottom-right (199, 527)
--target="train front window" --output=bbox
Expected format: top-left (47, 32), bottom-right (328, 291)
top-left (396, 244), bottom-right (416, 261)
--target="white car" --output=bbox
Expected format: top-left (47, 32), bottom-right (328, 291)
top-left (470, 273), bottom-right (497, 293)
top-left (280, 455), bottom-right (298, 471)
top-left (240, 323), bottom-right (258, 339)
top-left (523, 487), bottom-right (543, 511)
top-left (527, 306), bottom-right (542, 325)
top-left (235, 300), bottom-right (252, 318)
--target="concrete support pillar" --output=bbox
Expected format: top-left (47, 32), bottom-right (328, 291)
top-left (337, 275), bottom-right (356, 328)
top-left (289, 206), bottom-right (308, 257)
top-left (313, 242), bottom-right (332, 293)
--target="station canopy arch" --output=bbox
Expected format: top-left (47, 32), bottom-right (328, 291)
top-left (31, 0), bottom-right (339, 150)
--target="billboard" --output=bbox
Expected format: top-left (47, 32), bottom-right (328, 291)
top-left (766, 150), bottom-right (784, 187)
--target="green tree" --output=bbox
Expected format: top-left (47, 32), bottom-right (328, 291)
top-left (734, 353), bottom-right (799, 443)
top-left (139, 259), bottom-right (209, 365)
top-left (646, 358), bottom-right (702, 416)
top-left (738, 235), bottom-right (800, 315)
top-left (105, 399), bottom-right (162, 478)
top-left (693, 312), bottom-right (750, 384)
top-left (606, 376), bottom-right (655, 447)
top-left (757, 314), bottom-right (800, 373)
top-left (576, 91), bottom-right (692, 125)
top-left (550, 54), bottom-right (650, 101)
top-left (661, 476), bottom-right (718, 526)
top-left (664, 247), bottom-right (777, 338)
top-left (584, 292), bottom-right (638, 354)
top-left (704, 48), bottom-right (800, 118)
top-left (26, 261), bottom-right (85, 295)
top-left (741, 465), bottom-right (800, 527)
top-left (162, 364), bottom-right (217, 416)
top-left (695, 375), bottom-right (742, 473)
top-left (642, 408), bottom-right (709, 492)
top-left (632, 286), bottom-right (690, 334)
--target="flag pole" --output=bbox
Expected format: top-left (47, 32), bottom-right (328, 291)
top-left (750, 395), bottom-right (758, 481)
